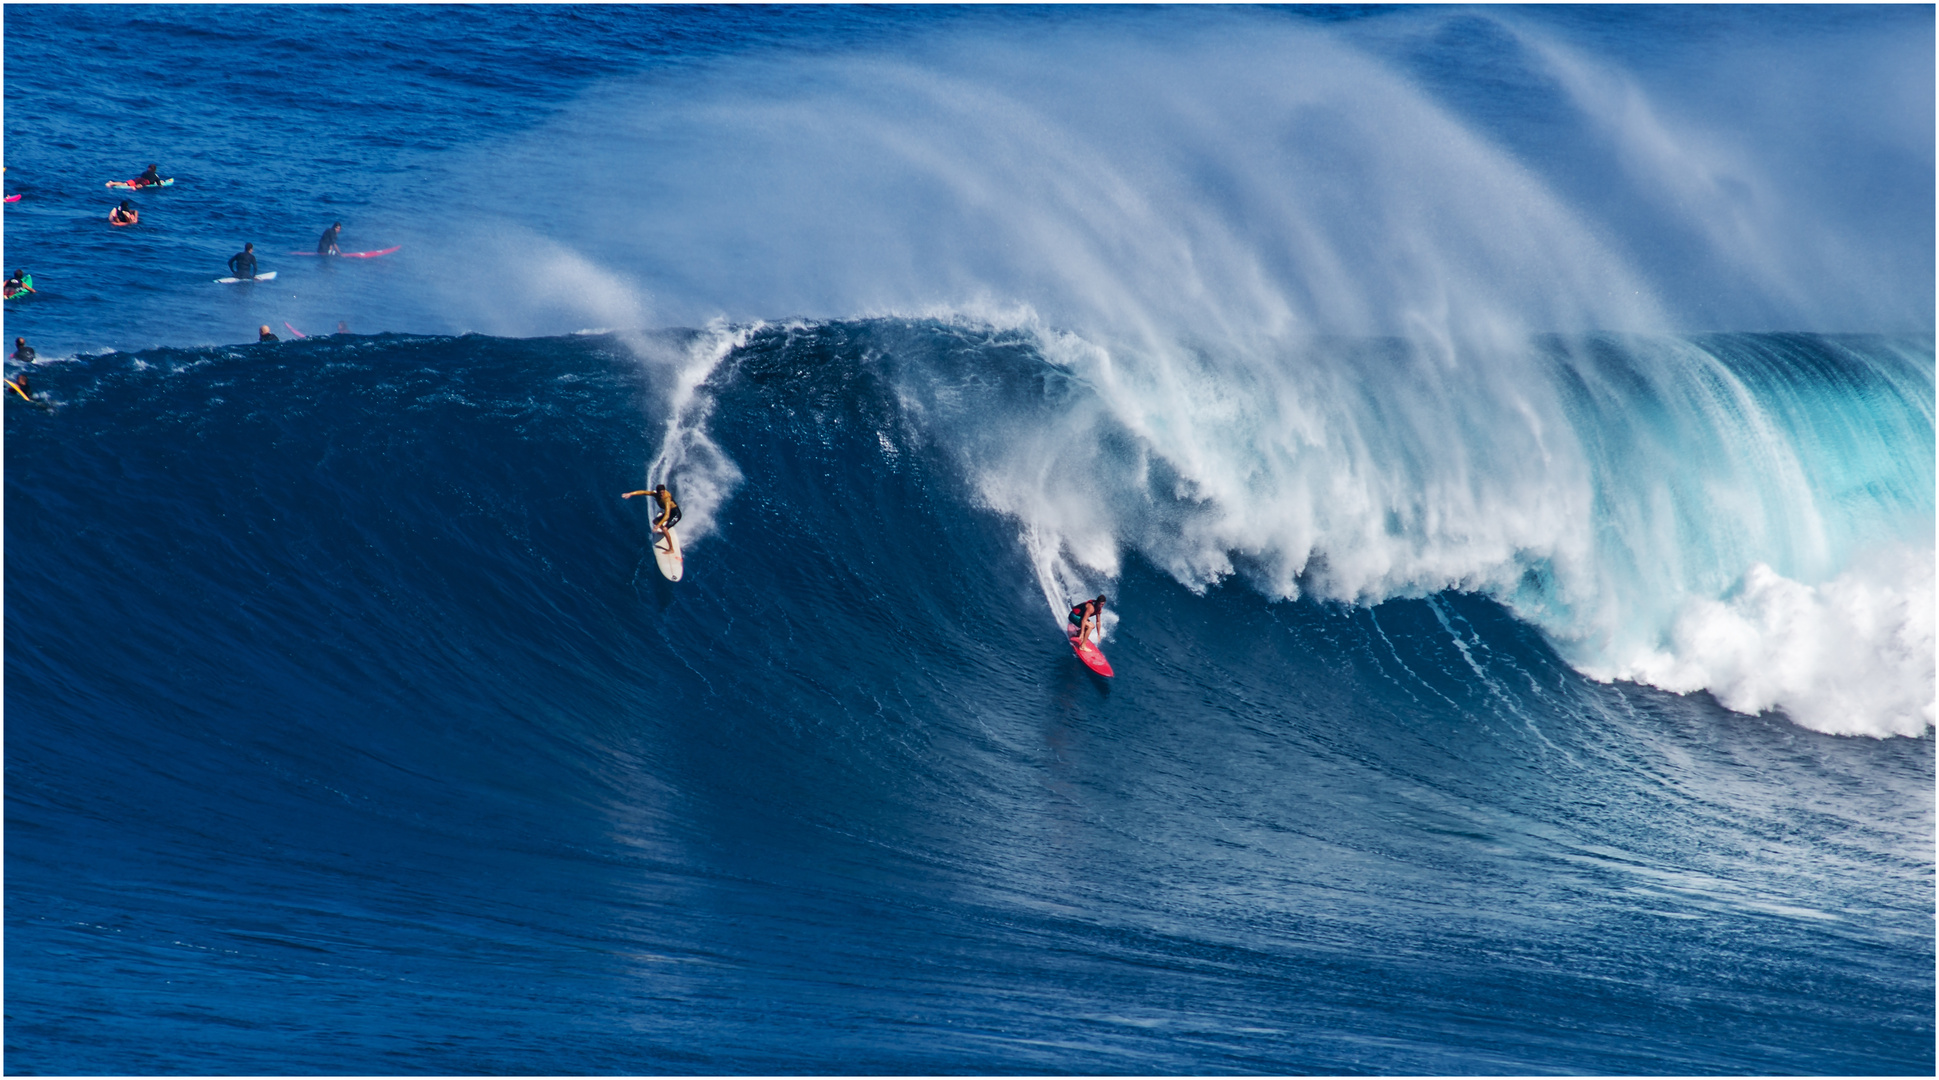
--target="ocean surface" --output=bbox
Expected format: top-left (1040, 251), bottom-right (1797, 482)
top-left (5, 5), bottom-right (1933, 1075)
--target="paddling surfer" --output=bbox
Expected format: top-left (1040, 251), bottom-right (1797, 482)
top-left (622, 484), bottom-right (681, 549)
top-left (132, 164), bottom-right (164, 190)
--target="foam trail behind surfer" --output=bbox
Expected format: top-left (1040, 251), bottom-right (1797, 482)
top-left (628, 321), bottom-right (755, 545)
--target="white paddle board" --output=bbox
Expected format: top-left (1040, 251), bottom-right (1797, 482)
top-left (653, 527), bottom-right (684, 582)
top-left (214, 271), bottom-right (277, 284)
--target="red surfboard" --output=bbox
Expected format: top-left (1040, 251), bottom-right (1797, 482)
top-left (288, 246), bottom-right (400, 259)
top-left (3, 194), bottom-right (19, 203)
top-left (1069, 633), bottom-right (1114, 677)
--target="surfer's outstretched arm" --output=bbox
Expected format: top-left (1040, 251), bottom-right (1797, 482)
top-left (621, 490), bottom-right (652, 499)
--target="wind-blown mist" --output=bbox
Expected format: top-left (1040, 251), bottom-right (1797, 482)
top-left (410, 10), bottom-right (1933, 736)
top-left (426, 9), bottom-right (1932, 338)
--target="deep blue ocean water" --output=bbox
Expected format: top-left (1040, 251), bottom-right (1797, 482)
top-left (5, 6), bottom-right (1933, 1075)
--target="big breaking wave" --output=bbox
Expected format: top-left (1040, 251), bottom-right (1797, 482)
top-left (415, 12), bottom-right (1933, 737)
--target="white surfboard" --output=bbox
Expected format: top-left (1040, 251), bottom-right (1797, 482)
top-left (213, 271), bottom-right (277, 284)
top-left (652, 527), bottom-right (684, 582)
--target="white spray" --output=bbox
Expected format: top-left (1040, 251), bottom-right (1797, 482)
top-left (415, 11), bottom-right (1932, 734)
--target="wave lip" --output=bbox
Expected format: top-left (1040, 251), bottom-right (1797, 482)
top-left (856, 322), bottom-right (1936, 738)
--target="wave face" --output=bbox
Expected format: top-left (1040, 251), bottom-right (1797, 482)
top-left (5, 328), bottom-right (1933, 1073)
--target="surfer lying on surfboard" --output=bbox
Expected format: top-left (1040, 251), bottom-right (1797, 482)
top-left (622, 485), bottom-right (681, 550)
top-left (1068, 595), bottom-right (1107, 643)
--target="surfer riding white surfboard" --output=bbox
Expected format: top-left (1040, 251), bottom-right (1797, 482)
top-left (623, 484), bottom-right (684, 581)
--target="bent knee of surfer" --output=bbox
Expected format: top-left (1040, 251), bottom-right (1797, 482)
top-left (1068, 594), bottom-right (1107, 642)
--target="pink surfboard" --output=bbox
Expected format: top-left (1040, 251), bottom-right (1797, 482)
top-left (1069, 633), bottom-right (1114, 677)
top-left (288, 246), bottom-right (401, 259)
top-left (3, 194), bottom-right (19, 203)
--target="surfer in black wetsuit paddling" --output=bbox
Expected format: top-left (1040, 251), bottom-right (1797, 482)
top-left (622, 485), bottom-right (681, 549)
top-left (1068, 594), bottom-right (1107, 643)
top-left (133, 164), bottom-right (164, 189)
top-left (317, 222), bottom-right (342, 256)
top-left (227, 243), bottom-right (258, 280)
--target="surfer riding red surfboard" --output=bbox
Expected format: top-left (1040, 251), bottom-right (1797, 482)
top-left (1067, 594), bottom-right (1114, 676)
top-left (1068, 594), bottom-right (1106, 643)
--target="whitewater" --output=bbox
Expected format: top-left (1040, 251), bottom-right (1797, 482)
top-left (5, 5), bottom-right (1932, 1074)
top-left (431, 12), bottom-right (1935, 739)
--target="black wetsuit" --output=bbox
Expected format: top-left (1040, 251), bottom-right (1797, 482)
top-left (656, 496), bottom-right (682, 531)
top-left (136, 168), bottom-right (162, 188)
top-left (228, 250), bottom-right (257, 279)
top-left (12, 344), bottom-right (35, 363)
top-left (317, 225), bottom-right (341, 256)
top-left (259, 331), bottom-right (279, 343)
